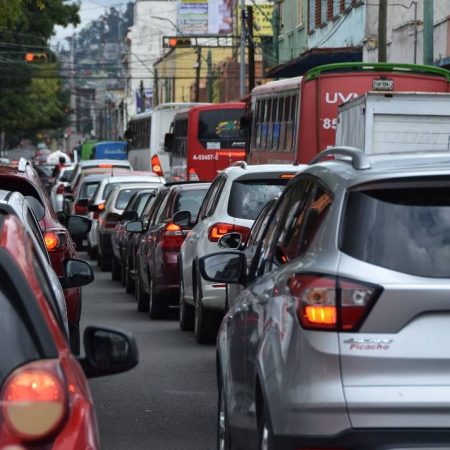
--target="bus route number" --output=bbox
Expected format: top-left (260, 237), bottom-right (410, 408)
top-left (322, 118), bottom-right (337, 130)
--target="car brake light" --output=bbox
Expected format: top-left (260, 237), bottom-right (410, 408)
top-left (98, 164), bottom-right (113, 168)
top-left (208, 223), bottom-right (251, 242)
top-left (280, 173), bottom-right (295, 179)
top-left (289, 274), bottom-right (381, 331)
top-left (97, 202), bottom-right (105, 211)
top-left (1, 360), bottom-right (67, 440)
top-left (44, 231), bottom-right (66, 251)
top-left (151, 155), bottom-right (164, 177)
top-left (56, 184), bottom-right (65, 194)
top-left (188, 167), bottom-right (199, 181)
top-left (160, 222), bottom-right (184, 250)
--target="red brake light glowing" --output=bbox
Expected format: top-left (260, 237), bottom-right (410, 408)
top-left (1, 361), bottom-right (66, 440)
top-left (44, 232), bottom-right (59, 251)
top-left (188, 167), bottom-right (199, 181)
top-left (98, 164), bottom-right (113, 168)
top-left (208, 223), bottom-right (251, 242)
top-left (151, 155), bottom-right (164, 176)
top-left (56, 184), bottom-right (65, 194)
top-left (289, 274), bottom-right (381, 331)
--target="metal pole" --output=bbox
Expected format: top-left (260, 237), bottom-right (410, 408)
top-left (423, 0), bottom-right (434, 65)
top-left (247, 5), bottom-right (255, 92)
top-left (195, 48), bottom-right (201, 102)
top-left (240, 0), bottom-right (246, 97)
top-left (413, 1), bottom-right (418, 64)
top-left (378, 0), bottom-right (387, 62)
top-left (207, 50), bottom-right (213, 102)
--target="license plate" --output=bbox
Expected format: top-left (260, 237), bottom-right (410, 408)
top-left (372, 79), bottom-right (394, 91)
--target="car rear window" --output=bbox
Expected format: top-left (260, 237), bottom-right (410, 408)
top-left (116, 188), bottom-right (140, 210)
top-left (228, 180), bottom-right (286, 220)
top-left (341, 184), bottom-right (450, 277)
top-left (80, 181), bottom-right (100, 199)
top-left (174, 189), bottom-right (208, 219)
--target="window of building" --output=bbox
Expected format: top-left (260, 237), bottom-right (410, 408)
top-left (333, 0), bottom-right (340, 17)
top-left (321, 0), bottom-right (328, 24)
top-left (308, 0), bottom-right (315, 32)
top-left (297, 0), bottom-right (304, 26)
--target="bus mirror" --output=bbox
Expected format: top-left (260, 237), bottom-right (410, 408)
top-left (239, 115), bottom-right (250, 137)
top-left (164, 133), bottom-right (174, 152)
top-left (124, 128), bottom-right (133, 141)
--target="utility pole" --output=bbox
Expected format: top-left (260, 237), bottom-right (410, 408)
top-left (207, 50), bottom-right (213, 102)
top-left (195, 48), bottom-right (201, 102)
top-left (378, 0), bottom-right (387, 62)
top-left (247, 5), bottom-right (255, 92)
top-left (239, 0), bottom-right (246, 97)
top-left (154, 69), bottom-right (159, 106)
top-left (423, 0), bottom-right (434, 65)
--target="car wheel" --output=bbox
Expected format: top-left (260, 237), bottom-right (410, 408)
top-left (217, 383), bottom-right (233, 450)
top-left (111, 256), bottom-right (121, 281)
top-left (121, 260), bottom-right (126, 287)
top-left (125, 257), bottom-right (135, 294)
top-left (136, 273), bottom-right (149, 312)
top-left (258, 404), bottom-right (274, 450)
top-left (179, 279), bottom-right (194, 331)
top-left (194, 281), bottom-right (219, 344)
top-left (149, 278), bottom-right (168, 319)
top-left (68, 323), bottom-right (80, 356)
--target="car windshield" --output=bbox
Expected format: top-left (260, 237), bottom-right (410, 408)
top-left (341, 182), bottom-right (450, 278)
top-left (228, 180), bottom-right (286, 220)
top-left (116, 188), bottom-right (140, 210)
top-left (174, 189), bottom-right (209, 219)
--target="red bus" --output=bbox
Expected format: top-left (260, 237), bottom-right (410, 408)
top-left (164, 102), bottom-right (246, 181)
top-left (247, 62), bottom-right (450, 165)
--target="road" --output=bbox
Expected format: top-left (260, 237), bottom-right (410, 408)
top-left (81, 255), bottom-right (217, 450)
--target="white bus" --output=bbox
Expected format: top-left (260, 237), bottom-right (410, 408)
top-left (127, 103), bottom-right (198, 176)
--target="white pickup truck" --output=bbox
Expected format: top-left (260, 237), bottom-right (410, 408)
top-left (335, 91), bottom-right (450, 154)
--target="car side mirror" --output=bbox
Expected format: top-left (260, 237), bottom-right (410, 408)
top-left (60, 259), bottom-right (94, 288)
top-left (76, 198), bottom-right (89, 207)
top-left (25, 195), bottom-right (45, 221)
top-left (126, 221), bottom-right (144, 233)
top-left (199, 251), bottom-right (246, 284)
top-left (172, 210), bottom-right (191, 227)
top-left (122, 210), bottom-right (138, 221)
top-left (57, 211), bottom-right (67, 226)
top-left (79, 326), bottom-right (138, 378)
top-left (67, 215), bottom-right (92, 239)
top-left (60, 176), bottom-right (68, 182)
top-left (218, 232), bottom-right (242, 249)
top-left (65, 185), bottom-right (73, 194)
top-left (164, 132), bottom-right (174, 152)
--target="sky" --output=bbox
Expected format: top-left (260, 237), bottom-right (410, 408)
top-left (52, 0), bottom-right (129, 49)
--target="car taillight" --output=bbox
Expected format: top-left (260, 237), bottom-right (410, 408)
top-left (289, 274), bottom-right (381, 331)
top-left (44, 231), bottom-right (66, 251)
top-left (97, 202), bottom-right (105, 212)
top-left (160, 222), bottom-right (184, 250)
top-left (74, 202), bottom-right (87, 215)
top-left (1, 360), bottom-right (67, 441)
top-left (151, 155), bottom-right (164, 177)
top-left (208, 223), bottom-right (251, 242)
top-left (104, 213), bottom-right (121, 229)
top-left (56, 184), bottom-right (65, 194)
top-left (188, 167), bottom-right (199, 181)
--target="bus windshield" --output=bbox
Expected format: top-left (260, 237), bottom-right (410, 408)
top-left (198, 109), bottom-right (244, 149)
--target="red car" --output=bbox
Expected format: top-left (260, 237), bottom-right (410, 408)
top-left (129, 182), bottom-right (210, 318)
top-left (0, 214), bottom-right (138, 449)
top-left (0, 159), bottom-right (90, 353)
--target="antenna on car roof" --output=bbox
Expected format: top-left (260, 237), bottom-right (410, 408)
top-left (231, 161), bottom-right (247, 169)
top-left (309, 147), bottom-right (371, 170)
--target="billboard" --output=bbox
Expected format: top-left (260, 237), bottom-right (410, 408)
top-left (177, 0), bottom-right (233, 35)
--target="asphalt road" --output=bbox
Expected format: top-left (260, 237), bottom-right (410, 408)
top-left (81, 255), bottom-right (217, 450)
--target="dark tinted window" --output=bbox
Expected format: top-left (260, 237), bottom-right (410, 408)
top-left (0, 284), bottom-right (40, 383)
top-left (228, 180), bottom-right (285, 220)
top-left (174, 189), bottom-right (208, 219)
top-left (116, 188), bottom-right (140, 210)
top-left (341, 185), bottom-right (450, 277)
top-left (198, 109), bottom-right (245, 149)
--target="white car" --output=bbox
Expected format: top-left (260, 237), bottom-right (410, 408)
top-left (49, 164), bottom-right (74, 212)
top-left (178, 162), bottom-right (305, 343)
top-left (87, 174), bottom-right (165, 259)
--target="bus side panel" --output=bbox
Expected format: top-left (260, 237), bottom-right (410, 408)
top-left (128, 148), bottom-right (150, 171)
top-left (298, 72), bottom-right (450, 163)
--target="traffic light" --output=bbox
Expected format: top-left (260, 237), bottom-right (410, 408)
top-left (24, 52), bottom-right (48, 63)
top-left (163, 37), bottom-right (192, 48)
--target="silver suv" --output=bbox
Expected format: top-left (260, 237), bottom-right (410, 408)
top-left (200, 148), bottom-right (450, 449)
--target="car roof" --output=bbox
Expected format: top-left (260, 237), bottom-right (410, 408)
top-left (100, 175), bottom-right (163, 184)
top-left (220, 162), bottom-right (307, 178)
top-left (79, 173), bottom-right (110, 183)
top-left (78, 159), bottom-right (131, 167)
top-left (305, 149), bottom-right (450, 191)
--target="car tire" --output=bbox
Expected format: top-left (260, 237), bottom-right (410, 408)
top-left (68, 323), bottom-right (80, 356)
top-left (179, 279), bottom-right (194, 331)
top-left (217, 382), bottom-right (234, 450)
top-left (258, 403), bottom-right (275, 450)
top-left (149, 278), bottom-right (168, 319)
top-left (136, 273), bottom-right (149, 312)
top-left (111, 256), bottom-right (121, 281)
top-left (194, 281), bottom-right (219, 344)
top-left (125, 257), bottom-right (135, 294)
